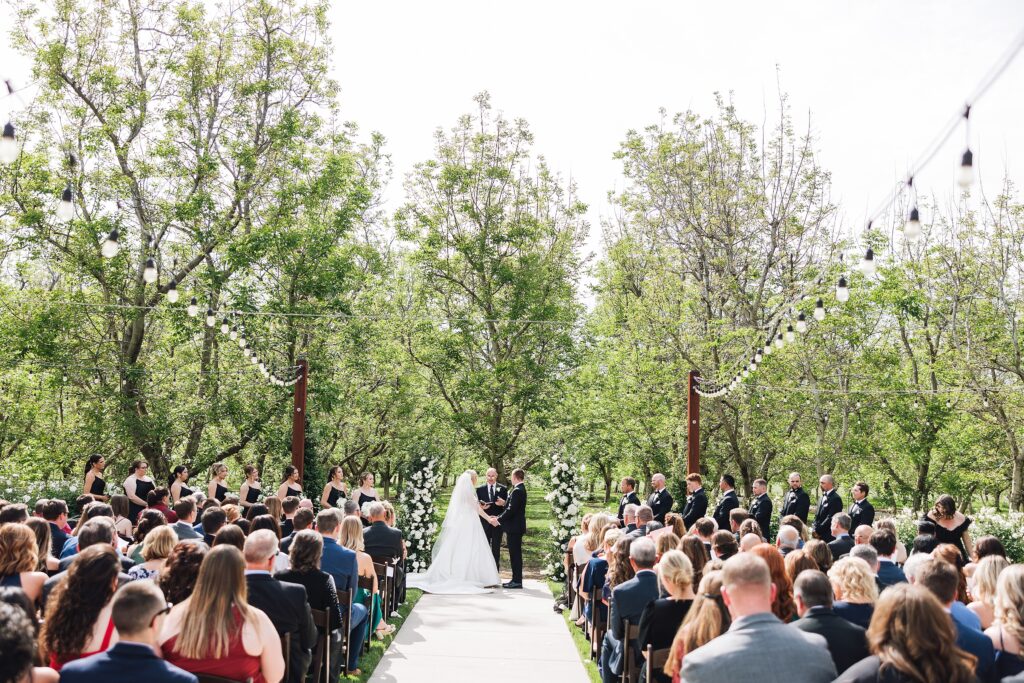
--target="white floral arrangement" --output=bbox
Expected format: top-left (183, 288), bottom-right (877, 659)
top-left (401, 455), bottom-right (440, 573)
top-left (543, 449), bottom-right (583, 581)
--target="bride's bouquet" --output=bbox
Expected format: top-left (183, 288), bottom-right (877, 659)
top-left (402, 455), bottom-right (440, 573)
top-left (544, 449), bottom-right (583, 581)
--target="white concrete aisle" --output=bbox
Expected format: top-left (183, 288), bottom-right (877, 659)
top-left (368, 580), bottom-right (591, 683)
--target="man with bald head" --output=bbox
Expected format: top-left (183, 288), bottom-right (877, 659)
top-left (813, 474), bottom-right (843, 543)
top-left (646, 473), bottom-right (674, 524)
top-left (780, 472), bottom-right (810, 524)
top-left (476, 467), bottom-right (507, 567)
top-left (853, 524), bottom-right (874, 546)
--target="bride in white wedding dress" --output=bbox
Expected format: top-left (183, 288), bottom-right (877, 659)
top-left (407, 470), bottom-right (501, 594)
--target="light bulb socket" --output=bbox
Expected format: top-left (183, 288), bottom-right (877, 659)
top-left (1, 122), bottom-right (13, 139)
top-left (61, 184), bottom-right (73, 203)
top-left (961, 149), bottom-right (973, 168)
top-left (909, 207), bottom-right (920, 222)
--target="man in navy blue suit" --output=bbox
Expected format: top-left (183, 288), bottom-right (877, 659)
top-left (318, 508), bottom-right (369, 674)
top-left (59, 581), bottom-right (197, 683)
top-left (918, 559), bottom-right (995, 683)
top-left (599, 537), bottom-right (660, 683)
top-left (869, 529), bottom-right (907, 589)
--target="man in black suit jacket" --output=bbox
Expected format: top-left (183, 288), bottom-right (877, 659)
top-left (243, 530), bottom-right (315, 683)
top-left (848, 481), bottom-right (875, 530)
top-left (748, 478), bottom-right (773, 538)
top-left (712, 474), bottom-right (739, 531)
top-left (780, 472), bottom-right (811, 523)
top-left (616, 477), bottom-right (641, 524)
top-left (646, 473), bottom-right (674, 524)
top-left (827, 513), bottom-right (854, 560)
top-left (363, 502), bottom-right (407, 603)
top-left (43, 499), bottom-right (70, 559)
top-left (813, 474), bottom-right (843, 543)
top-left (476, 468), bottom-right (508, 568)
top-left (493, 468), bottom-right (527, 588)
top-left (681, 473), bottom-right (708, 529)
top-left (791, 570), bottom-right (868, 674)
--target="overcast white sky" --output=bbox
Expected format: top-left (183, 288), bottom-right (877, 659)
top-left (4, 1), bottom-right (1024, 298)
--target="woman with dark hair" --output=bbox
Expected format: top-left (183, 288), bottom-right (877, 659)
top-left (239, 465), bottom-right (262, 512)
top-left (245, 503), bottom-right (270, 522)
top-left (110, 494), bottom-right (134, 540)
top-left (0, 591), bottom-right (59, 683)
top-left (710, 530), bottom-right (738, 561)
top-left (24, 517), bottom-right (60, 572)
top-left (0, 524), bottom-right (48, 605)
top-left (159, 545), bottom-right (284, 682)
top-left (320, 465), bottom-right (348, 509)
top-left (146, 487), bottom-right (178, 523)
top-left (251, 515), bottom-right (290, 572)
top-left (264, 497), bottom-right (283, 525)
top-left (973, 535), bottom-right (1008, 562)
top-left (750, 543), bottom-right (797, 622)
top-left (212, 524), bottom-right (246, 551)
top-left (804, 539), bottom-right (833, 573)
top-left (168, 465), bottom-right (193, 503)
top-left (83, 455), bottom-right (108, 502)
top-left (664, 570), bottom-right (729, 682)
top-left (911, 533), bottom-right (939, 555)
top-left (207, 462), bottom-right (229, 503)
top-left (122, 460), bottom-right (154, 523)
top-left (159, 542), bottom-right (209, 604)
top-left (40, 545), bottom-right (121, 670)
top-left (679, 535), bottom-right (709, 589)
top-left (835, 583), bottom-right (976, 683)
top-left (924, 494), bottom-right (973, 562)
top-left (276, 465), bottom-right (303, 500)
top-left (127, 509), bottom-right (168, 564)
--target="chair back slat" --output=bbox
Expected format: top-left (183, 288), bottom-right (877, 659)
top-left (621, 621), bottom-right (641, 683)
top-left (309, 608), bottom-right (330, 683)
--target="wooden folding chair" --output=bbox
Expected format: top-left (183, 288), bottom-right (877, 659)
top-left (309, 608), bottom-right (331, 683)
top-left (357, 573), bottom-right (375, 652)
top-left (373, 561), bottom-right (390, 621)
top-left (373, 555), bottom-right (401, 615)
top-left (589, 585), bottom-right (607, 661)
top-left (643, 644), bottom-right (670, 683)
top-left (336, 587), bottom-right (355, 677)
top-left (279, 632), bottom-right (290, 683)
top-left (564, 549), bottom-right (575, 604)
top-left (621, 621), bottom-right (640, 683)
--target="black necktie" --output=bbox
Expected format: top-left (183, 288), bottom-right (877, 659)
top-left (489, 486), bottom-right (494, 502)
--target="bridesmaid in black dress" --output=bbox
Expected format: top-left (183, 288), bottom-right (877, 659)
top-left (123, 460), bottom-right (154, 523)
top-left (277, 465), bottom-right (303, 500)
top-left (168, 465), bottom-right (193, 503)
top-left (320, 466), bottom-right (348, 509)
top-left (923, 494), bottom-right (973, 562)
top-left (356, 472), bottom-right (379, 523)
top-left (83, 454), bottom-right (109, 502)
top-left (207, 462), bottom-right (230, 502)
top-left (239, 464), bottom-right (262, 512)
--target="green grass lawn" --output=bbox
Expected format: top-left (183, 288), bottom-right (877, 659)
top-left (348, 587), bottom-right (423, 681)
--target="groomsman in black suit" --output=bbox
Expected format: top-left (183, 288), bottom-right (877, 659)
top-left (848, 481), bottom-right (875, 530)
top-left (681, 473), bottom-right (708, 529)
top-left (616, 477), bottom-right (641, 524)
top-left (476, 468), bottom-right (508, 568)
top-left (493, 468), bottom-right (527, 589)
top-left (780, 472), bottom-right (811, 523)
top-left (748, 478), bottom-right (773, 538)
top-left (813, 474), bottom-right (843, 543)
top-left (646, 473), bottom-right (674, 524)
top-left (712, 474), bottom-right (739, 532)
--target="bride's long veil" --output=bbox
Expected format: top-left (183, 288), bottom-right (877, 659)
top-left (431, 471), bottom-right (477, 562)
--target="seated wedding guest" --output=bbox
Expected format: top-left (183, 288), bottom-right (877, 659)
top-left (128, 525), bottom-right (178, 581)
top-left (128, 509), bottom-right (168, 564)
top-left (281, 508), bottom-right (315, 554)
top-left (159, 542), bottom-right (208, 605)
top-left (917, 558), bottom-right (995, 682)
top-left (923, 494), bottom-right (973, 562)
top-left (341, 516), bottom-right (392, 639)
top-left (969, 555), bottom-right (1010, 629)
top-left (111, 494), bottom-right (134, 540)
top-left (852, 524), bottom-right (873, 547)
top-left (692, 517), bottom-right (716, 551)
top-left (318, 508), bottom-right (369, 674)
top-left (776, 524), bottom-right (800, 556)
top-left (124, 461), bottom-right (155, 523)
top-left (265, 496), bottom-right (284, 524)
top-left (59, 581), bottom-right (198, 683)
top-left (911, 532), bottom-right (939, 555)
top-left (679, 535), bottom-right (708, 588)
top-left (160, 545), bottom-right (284, 683)
top-left (207, 462), bottom-right (230, 503)
top-left (580, 527), bottom-right (622, 626)
top-left (848, 544), bottom-right (879, 577)
top-left (677, 554), bottom-right (836, 683)
top-left (791, 569), bottom-right (868, 675)
top-left (655, 532), bottom-right (680, 562)
top-left (343, 499), bottom-right (360, 518)
top-left (0, 523), bottom-right (48, 605)
top-left (638, 550), bottom-right (694, 683)
top-left (780, 514), bottom-right (808, 544)
top-left (628, 505), bottom-right (655, 538)
top-left (250, 515), bottom-right (290, 571)
top-left (363, 501), bottom-right (407, 603)
top-left (280, 497), bottom-right (300, 537)
top-left (784, 548), bottom-right (822, 584)
top-left (600, 538), bottom-right (660, 683)
top-left (607, 536), bottom-right (637, 596)
top-left (276, 530), bottom-right (346, 683)
top-left (277, 465), bottom-right (303, 501)
top-left (934, 542), bottom-right (971, 602)
top-left (200, 507), bottom-right (227, 546)
top-left (146, 488), bottom-right (178, 523)
top-left (59, 502), bottom-right (116, 559)
top-left (0, 600), bottom-right (59, 683)
top-left (738, 533), bottom-right (761, 553)
top-left (664, 570), bottom-right (728, 682)
top-left (244, 502), bottom-right (270, 523)
top-left (738, 518), bottom-right (763, 543)
top-left (42, 499), bottom-right (69, 558)
top-left (221, 504), bottom-right (242, 524)
top-left (40, 545), bottom-right (121, 670)
top-left (829, 556), bottom-right (878, 629)
top-left (570, 513), bottom-right (596, 566)
top-left (710, 530), bottom-right (738, 561)
top-left (45, 518), bottom-right (133, 604)
top-left (243, 530), bottom-right (314, 683)
top-left (728, 508), bottom-right (749, 535)
top-left (985, 563), bottom-right (1024, 679)
top-left (239, 465), bottom-right (262, 513)
top-left (663, 512), bottom-right (685, 538)
top-left (750, 543), bottom-right (797, 623)
top-left (25, 517), bottom-right (61, 572)
top-left (835, 583), bottom-right (977, 683)
top-left (804, 539), bottom-right (833, 574)
top-left (827, 513), bottom-right (854, 560)
top-left (382, 500), bottom-right (398, 527)
top-left (212, 524), bottom-right (245, 551)
top-left (168, 466), bottom-right (193, 504)
top-left (170, 499), bottom-right (202, 541)
top-left (0, 502), bottom-right (28, 524)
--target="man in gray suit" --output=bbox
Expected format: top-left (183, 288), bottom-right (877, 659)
top-left (170, 499), bottom-right (203, 541)
top-left (679, 553), bottom-right (837, 683)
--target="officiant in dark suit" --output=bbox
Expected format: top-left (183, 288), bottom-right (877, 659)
top-left (712, 475), bottom-right (739, 531)
top-left (681, 473), bottom-right (708, 529)
top-left (477, 467), bottom-right (508, 568)
top-left (616, 477), bottom-right (641, 524)
top-left (646, 473), bottom-right (674, 524)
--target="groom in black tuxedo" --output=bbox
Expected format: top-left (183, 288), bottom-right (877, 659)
top-left (477, 467), bottom-right (508, 568)
top-left (492, 468), bottom-right (527, 589)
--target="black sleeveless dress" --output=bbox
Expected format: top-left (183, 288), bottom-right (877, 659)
top-left (357, 491), bottom-right (377, 507)
top-left (286, 485), bottom-right (302, 499)
top-left (179, 484), bottom-right (194, 498)
top-left (89, 475), bottom-right (106, 497)
top-left (924, 514), bottom-right (972, 561)
top-left (214, 482), bottom-right (228, 502)
top-left (245, 485), bottom-right (262, 505)
top-left (326, 484), bottom-right (345, 508)
top-left (131, 478), bottom-right (155, 522)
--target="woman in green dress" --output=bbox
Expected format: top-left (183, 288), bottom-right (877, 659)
top-left (339, 516), bottom-right (394, 639)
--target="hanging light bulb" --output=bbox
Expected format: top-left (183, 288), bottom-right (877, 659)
top-left (205, 308), bottom-right (216, 327)
top-left (742, 368), bottom-right (749, 378)
top-left (0, 122), bottom-right (16, 164)
top-left (836, 276), bottom-right (849, 303)
top-left (796, 312), bottom-right (807, 333)
top-left (143, 258), bottom-right (158, 284)
top-left (187, 297), bottom-right (199, 317)
top-left (56, 183), bottom-right (75, 222)
top-left (230, 325), bottom-right (238, 340)
top-left (983, 396), bottom-right (990, 408)
top-left (101, 229), bottom-right (120, 258)
top-left (904, 207), bottom-right (922, 243)
top-left (238, 334), bottom-right (247, 349)
top-left (861, 247), bottom-right (876, 277)
top-left (754, 352), bottom-right (763, 363)
top-left (814, 298), bottom-right (826, 321)
top-left (764, 342), bottom-right (773, 356)
top-left (774, 333), bottom-right (784, 348)
top-left (166, 279), bottom-right (179, 303)
top-left (750, 361), bottom-right (758, 372)
top-left (250, 354), bottom-right (259, 365)
top-left (958, 149), bottom-right (974, 188)
top-left (881, 400), bottom-right (887, 408)
top-left (786, 324), bottom-right (795, 343)
top-left (220, 318), bottom-right (230, 334)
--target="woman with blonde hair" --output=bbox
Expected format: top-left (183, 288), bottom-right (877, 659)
top-left (679, 535), bottom-right (708, 589)
top-left (829, 556), bottom-right (878, 629)
top-left (577, 526), bottom-right (621, 627)
top-left (655, 532), bottom-right (681, 562)
top-left (663, 512), bottom-right (686, 538)
top-left (207, 462), bottom-right (229, 503)
top-left (639, 550), bottom-right (694, 683)
top-left (24, 517), bottom-right (60, 572)
top-left (664, 570), bottom-right (729, 681)
top-left (0, 524), bottom-right (48, 604)
top-left (128, 524), bottom-right (179, 580)
top-left (340, 516), bottom-right (392, 639)
top-left (264, 496), bottom-right (283, 524)
top-left (984, 563), bottom-right (1024, 678)
top-left (804, 539), bottom-right (833, 573)
top-left (969, 555), bottom-right (1009, 629)
top-left (160, 544), bottom-right (283, 683)
top-left (738, 518), bottom-right (763, 542)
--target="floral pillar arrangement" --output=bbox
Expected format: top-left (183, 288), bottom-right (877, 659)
top-left (544, 449), bottom-right (583, 581)
top-left (401, 454), bottom-right (440, 573)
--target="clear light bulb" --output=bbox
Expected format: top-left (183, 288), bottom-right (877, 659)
top-left (836, 276), bottom-right (850, 303)
top-left (904, 207), bottom-right (922, 243)
top-left (143, 258), bottom-right (158, 283)
top-left (754, 352), bottom-right (762, 363)
top-left (220, 318), bottom-right (229, 334)
top-left (187, 297), bottom-right (199, 317)
top-left (742, 369), bottom-right (749, 378)
top-left (101, 229), bottom-right (120, 258)
top-left (205, 309), bottom-right (215, 327)
top-left (750, 361), bottom-right (758, 372)
top-left (957, 149), bottom-right (974, 189)
top-left (861, 248), bottom-right (876, 276)
top-left (796, 312), bottom-right (807, 333)
top-left (775, 333), bottom-right (785, 348)
top-left (56, 185), bottom-right (74, 222)
top-left (0, 122), bottom-right (16, 164)
top-left (814, 298), bottom-right (826, 321)
top-left (167, 281), bottom-right (179, 303)
top-left (230, 326), bottom-right (238, 340)
top-left (764, 343), bottom-right (773, 356)
top-left (786, 324), bottom-right (795, 343)
top-left (238, 335), bottom-right (246, 349)
top-left (250, 354), bottom-right (259, 365)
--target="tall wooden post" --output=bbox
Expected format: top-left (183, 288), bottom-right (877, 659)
top-left (687, 370), bottom-right (700, 474)
top-left (291, 357), bottom-right (308, 481)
